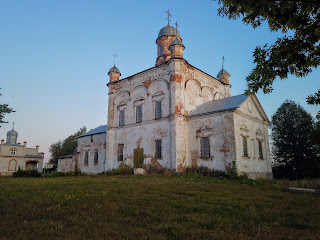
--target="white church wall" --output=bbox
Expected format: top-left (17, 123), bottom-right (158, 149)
top-left (76, 133), bottom-right (106, 174)
top-left (233, 96), bottom-right (272, 179)
top-left (186, 111), bottom-right (235, 171)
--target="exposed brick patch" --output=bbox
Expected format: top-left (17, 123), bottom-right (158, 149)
top-left (150, 158), bottom-right (165, 170)
top-left (142, 78), bottom-right (152, 88)
top-left (220, 137), bottom-right (230, 153)
top-left (175, 102), bottom-right (184, 114)
top-left (170, 74), bottom-right (183, 83)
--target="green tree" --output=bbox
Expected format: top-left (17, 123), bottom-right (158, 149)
top-left (271, 100), bottom-right (319, 179)
top-left (49, 126), bottom-right (86, 165)
top-left (214, 1), bottom-right (320, 115)
top-left (0, 89), bottom-right (15, 126)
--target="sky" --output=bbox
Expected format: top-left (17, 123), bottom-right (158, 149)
top-left (0, 0), bottom-right (319, 162)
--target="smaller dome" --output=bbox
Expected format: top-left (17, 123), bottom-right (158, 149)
top-left (158, 25), bottom-right (180, 39)
top-left (217, 68), bottom-right (230, 77)
top-left (108, 65), bottom-right (121, 75)
top-left (169, 38), bottom-right (185, 48)
top-left (7, 129), bottom-right (18, 137)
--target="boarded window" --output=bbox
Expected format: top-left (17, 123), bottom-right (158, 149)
top-left (243, 137), bottom-right (248, 157)
top-left (118, 144), bottom-right (124, 161)
top-left (119, 110), bottom-right (125, 126)
top-left (155, 140), bottom-right (162, 159)
top-left (258, 140), bottom-right (263, 159)
top-left (201, 137), bottom-right (210, 158)
top-left (94, 149), bottom-right (98, 165)
top-left (136, 105), bottom-right (142, 123)
top-left (84, 150), bottom-right (89, 165)
top-left (155, 101), bottom-right (162, 119)
top-left (10, 149), bottom-right (16, 156)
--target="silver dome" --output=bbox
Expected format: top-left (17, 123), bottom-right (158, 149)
top-left (158, 25), bottom-right (180, 39)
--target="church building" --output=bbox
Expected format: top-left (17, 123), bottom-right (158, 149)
top-left (105, 19), bottom-right (272, 179)
top-left (58, 17), bottom-right (272, 179)
top-left (0, 126), bottom-right (44, 176)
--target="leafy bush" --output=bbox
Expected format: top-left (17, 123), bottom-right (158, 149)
top-left (105, 165), bottom-right (134, 175)
top-left (12, 167), bottom-right (42, 178)
top-left (50, 171), bottom-right (66, 177)
top-left (185, 166), bottom-right (226, 178)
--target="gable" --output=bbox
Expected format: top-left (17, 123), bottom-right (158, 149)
top-left (237, 95), bottom-right (269, 122)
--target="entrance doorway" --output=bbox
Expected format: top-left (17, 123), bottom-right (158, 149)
top-left (134, 148), bottom-right (144, 168)
top-left (26, 161), bottom-right (38, 170)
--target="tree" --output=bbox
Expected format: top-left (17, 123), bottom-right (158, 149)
top-left (0, 89), bottom-right (15, 126)
top-left (49, 126), bottom-right (86, 165)
top-left (271, 100), bottom-right (319, 179)
top-left (214, 1), bottom-right (320, 115)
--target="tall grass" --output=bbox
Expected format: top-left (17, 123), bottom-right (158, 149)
top-left (0, 175), bottom-right (319, 239)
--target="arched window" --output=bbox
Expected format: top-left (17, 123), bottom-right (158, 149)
top-left (10, 149), bottom-right (16, 156)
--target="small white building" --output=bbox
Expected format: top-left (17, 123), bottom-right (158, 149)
top-left (57, 125), bottom-right (106, 174)
top-left (0, 127), bottom-right (44, 176)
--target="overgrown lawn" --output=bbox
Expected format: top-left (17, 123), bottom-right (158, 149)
top-left (0, 175), bottom-right (319, 239)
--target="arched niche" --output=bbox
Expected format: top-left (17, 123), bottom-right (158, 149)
top-left (114, 90), bottom-right (130, 107)
top-left (148, 79), bottom-right (168, 96)
top-left (8, 159), bottom-right (17, 171)
top-left (202, 87), bottom-right (214, 102)
top-left (185, 79), bottom-right (202, 113)
top-left (214, 92), bottom-right (225, 100)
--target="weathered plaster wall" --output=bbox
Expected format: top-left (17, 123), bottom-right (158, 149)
top-left (76, 133), bottom-right (106, 174)
top-left (186, 112), bottom-right (235, 171)
top-left (57, 157), bottom-right (74, 172)
top-left (233, 96), bottom-right (272, 179)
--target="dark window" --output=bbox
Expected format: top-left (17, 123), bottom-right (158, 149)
top-left (258, 140), bottom-right (263, 159)
top-left (201, 137), bottom-right (210, 158)
top-left (243, 137), bottom-right (248, 157)
top-left (136, 105), bottom-right (142, 123)
top-left (10, 149), bottom-right (16, 156)
top-left (118, 144), bottom-right (124, 161)
top-left (84, 150), bottom-right (89, 165)
top-left (119, 110), bottom-right (125, 126)
top-left (160, 46), bottom-right (164, 55)
top-left (91, 135), bottom-right (93, 143)
top-left (155, 101), bottom-right (162, 119)
top-left (94, 149), bottom-right (98, 165)
top-left (155, 140), bottom-right (162, 159)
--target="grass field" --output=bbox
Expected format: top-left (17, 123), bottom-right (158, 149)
top-left (0, 175), bottom-right (319, 239)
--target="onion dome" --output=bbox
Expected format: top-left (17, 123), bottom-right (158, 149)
top-left (6, 129), bottom-right (18, 145)
top-left (108, 65), bottom-right (121, 75)
top-left (158, 25), bottom-right (180, 39)
top-left (169, 38), bottom-right (185, 48)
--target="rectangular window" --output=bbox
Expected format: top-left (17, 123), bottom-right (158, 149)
top-left (118, 144), bottom-right (124, 161)
top-left (258, 140), bottom-right (263, 159)
top-left (155, 101), bottom-right (162, 119)
top-left (155, 140), bottom-right (162, 159)
top-left (84, 150), bottom-right (89, 165)
top-left (243, 137), bottom-right (248, 157)
top-left (91, 135), bottom-right (93, 143)
top-left (119, 110), bottom-right (125, 126)
top-left (201, 137), bottom-right (210, 158)
top-left (136, 105), bottom-right (142, 123)
top-left (94, 149), bottom-right (98, 165)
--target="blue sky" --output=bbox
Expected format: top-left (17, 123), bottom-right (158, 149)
top-left (1, 0), bottom-right (319, 162)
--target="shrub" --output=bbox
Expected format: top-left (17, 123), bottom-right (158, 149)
top-left (12, 167), bottom-right (42, 178)
top-left (50, 171), bottom-right (65, 177)
top-left (105, 165), bottom-right (134, 175)
top-left (143, 164), bottom-right (165, 174)
top-left (65, 171), bottom-right (74, 176)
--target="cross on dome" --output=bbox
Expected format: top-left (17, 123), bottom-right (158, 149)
top-left (166, 9), bottom-right (171, 26)
top-left (112, 52), bottom-right (118, 66)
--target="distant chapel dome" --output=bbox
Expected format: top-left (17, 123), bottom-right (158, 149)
top-left (108, 65), bottom-right (121, 75)
top-left (158, 25), bottom-right (180, 39)
top-left (6, 129), bottom-right (18, 145)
